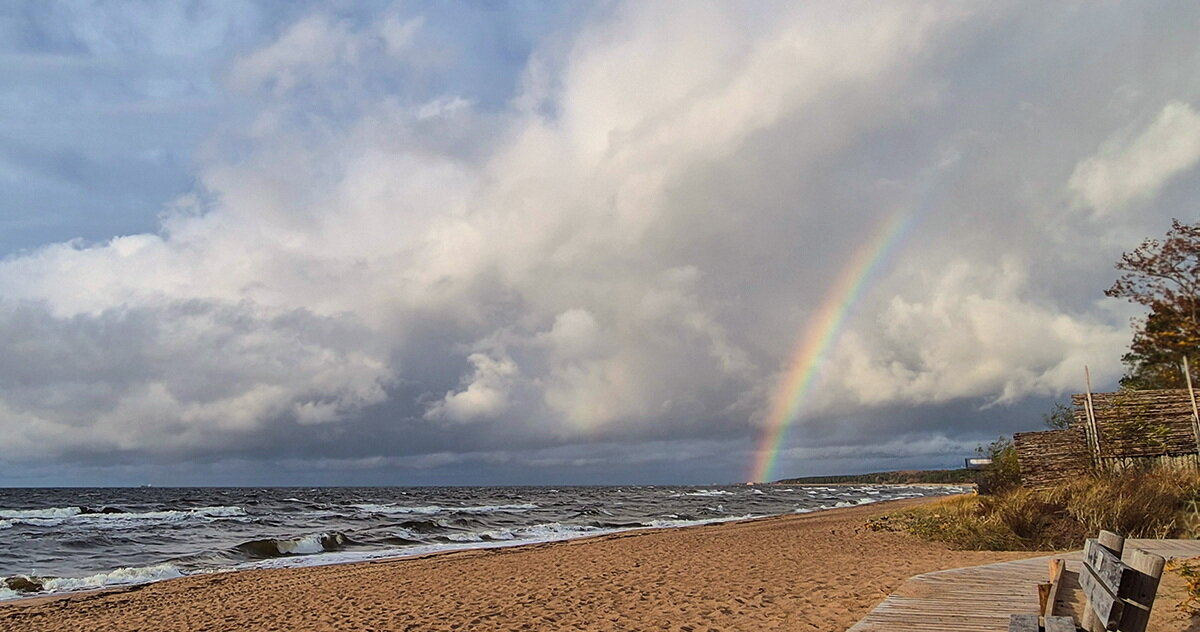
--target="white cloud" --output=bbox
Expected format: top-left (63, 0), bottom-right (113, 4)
top-left (228, 15), bottom-right (356, 95)
top-left (1069, 100), bottom-right (1200, 214)
top-left (425, 353), bottom-right (519, 423)
top-left (0, 1), bottom-right (1196, 473)
top-left (824, 259), bottom-right (1129, 411)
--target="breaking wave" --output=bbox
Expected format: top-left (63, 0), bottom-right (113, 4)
top-left (2, 563), bottom-right (185, 598)
top-left (669, 489), bottom-right (733, 497)
top-left (0, 506), bottom-right (247, 529)
top-left (351, 503), bottom-right (537, 515)
top-left (234, 532), bottom-right (350, 559)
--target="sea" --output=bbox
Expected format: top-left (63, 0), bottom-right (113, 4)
top-left (0, 484), bottom-right (968, 601)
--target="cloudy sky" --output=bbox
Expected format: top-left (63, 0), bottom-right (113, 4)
top-left (1, 1), bottom-right (1197, 487)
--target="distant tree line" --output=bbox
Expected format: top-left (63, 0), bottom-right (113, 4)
top-left (774, 469), bottom-right (976, 485)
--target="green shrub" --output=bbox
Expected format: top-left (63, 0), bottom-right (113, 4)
top-left (975, 436), bottom-right (1020, 496)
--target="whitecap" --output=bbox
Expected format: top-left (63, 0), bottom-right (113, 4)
top-left (352, 503), bottom-right (537, 515)
top-left (40, 563), bottom-right (184, 594)
top-left (0, 507), bottom-right (82, 520)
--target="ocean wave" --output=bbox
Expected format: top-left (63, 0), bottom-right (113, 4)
top-left (492, 522), bottom-right (602, 540)
top-left (351, 503), bottom-right (537, 515)
top-left (442, 532), bottom-right (484, 542)
top-left (670, 489), bottom-right (733, 497)
top-left (0, 506), bottom-right (247, 529)
top-left (644, 514), bottom-right (758, 529)
top-left (234, 532), bottom-right (350, 559)
top-left (0, 507), bottom-right (83, 520)
top-left (387, 527), bottom-right (426, 543)
top-left (1, 563), bottom-right (185, 600)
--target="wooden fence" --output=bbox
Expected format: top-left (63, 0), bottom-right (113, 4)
top-left (1014, 389), bottom-right (1200, 488)
top-left (1012, 428), bottom-right (1092, 489)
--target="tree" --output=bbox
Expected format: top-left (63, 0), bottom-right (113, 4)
top-left (1043, 402), bottom-right (1074, 430)
top-left (1106, 219), bottom-right (1200, 389)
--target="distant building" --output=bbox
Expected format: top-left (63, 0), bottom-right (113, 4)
top-left (965, 457), bottom-right (992, 470)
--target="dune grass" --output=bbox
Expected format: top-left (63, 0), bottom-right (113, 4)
top-left (867, 467), bottom-right (1200, 550)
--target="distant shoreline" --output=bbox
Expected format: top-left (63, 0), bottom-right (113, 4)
top-left (772, 468), bottom-right (977, 486)
top-left (770, 481), bottom-right (974, 487)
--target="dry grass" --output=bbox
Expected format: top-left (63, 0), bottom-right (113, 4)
top-left (867, 468), bottom-right (1200, 550)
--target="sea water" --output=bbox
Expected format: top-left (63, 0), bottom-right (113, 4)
top-left (0, 484), bottom-right (967, 600)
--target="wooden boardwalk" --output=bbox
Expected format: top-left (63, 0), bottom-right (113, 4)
top-left (847, 539), bottom-right (1200, 632)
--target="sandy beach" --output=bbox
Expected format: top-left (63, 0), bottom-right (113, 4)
top-left (0, 496), bottom-right (1049, 632)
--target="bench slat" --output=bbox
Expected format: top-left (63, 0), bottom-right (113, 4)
top-left (1008, 613), bottom-right (1039, 632)
top-left (1117, 548), bottom-right (1166, 632)
top-left (1084, 538), bottom-right (1131, 594)
top-left (1044, 616), bottom-right (1076, 632)
top-left (1080, 557), bottom-right (1123, 628)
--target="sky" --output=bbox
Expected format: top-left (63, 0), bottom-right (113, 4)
top-left (1, 1), bottom-right (1198, 487)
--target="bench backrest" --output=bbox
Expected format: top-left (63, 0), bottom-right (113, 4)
top-left (1079, 531), bottom-right (1165, 632)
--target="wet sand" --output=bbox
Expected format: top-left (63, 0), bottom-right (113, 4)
top-left (0, 496), bottom-right (1061, 632)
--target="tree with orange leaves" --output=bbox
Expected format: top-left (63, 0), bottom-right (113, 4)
top-left (1106, 219), bottom-right (1200, 390)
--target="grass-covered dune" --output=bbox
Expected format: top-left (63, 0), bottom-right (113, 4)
top-left (867, 468), bottom-right (1200, 550)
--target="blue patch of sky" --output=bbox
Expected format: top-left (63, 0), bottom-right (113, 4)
top-left (0, 1), bottom-right (583, 258)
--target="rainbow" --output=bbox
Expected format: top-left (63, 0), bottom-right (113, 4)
top-left (749, 211), bottom-right (915, 483)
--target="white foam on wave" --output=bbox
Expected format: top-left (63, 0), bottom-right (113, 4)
top-left (16, 563), bottom-right (186, 597)
top-left (276, 533), bottom-right (330, 555)
top-left (479, 522), bottom-right (602, 541)
top-left (239, 514), bottom-right (758, 574)
top-left (0, 506), bottom-right (247, 529)
top-left (670, 489), bottom-right (734, 497)
top-left (0, 519), bottom-right (11, 530)
top-left (444, 532), bottom-right (483, 542)
top-left (352, 503), bottom-right (537, 515)
top-left (644, 514), bottom-right (758, 529)
top-left (390, 527), bottom-right (424, 541)
top-left (0, 507), bottom-right (83, 520)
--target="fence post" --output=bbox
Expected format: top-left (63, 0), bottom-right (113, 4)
top-left (1084, 366), bottom-right (1101, 465)
top-left (1186, 357), bottom-right (1200, 454)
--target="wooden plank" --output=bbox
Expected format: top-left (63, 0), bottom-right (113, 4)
top-left (1116, 548), bottom-right (1166, 632)
top-left (1080, 561), bottom-right (1123, 627)
top-left (1008, 613), bottom-right (1038, 632)
top-left (849, 540), bottom-right (1200, 632)
top-left (1043, 558), bottom-right (1065, 616)
top-left (1044, 616), bottom-right (1076, 632)
top-left (1083, 538), bottom-right (1132, 594)
top-left (1082, 531), bottom-right (1124, 632)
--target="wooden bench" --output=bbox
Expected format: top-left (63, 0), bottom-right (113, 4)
top-left (1010, 530), bottom-right (1165, 632)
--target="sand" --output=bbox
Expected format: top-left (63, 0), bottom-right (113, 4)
top-left (0, 495), bottom-right (1185, 632)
